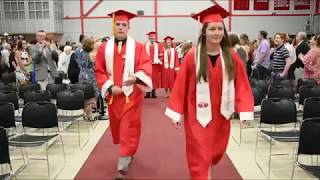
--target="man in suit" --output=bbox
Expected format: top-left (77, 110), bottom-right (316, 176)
top-left (293, 31), bottom-right (310, 80)
top-left (31, 30), bottom-right (58, 90)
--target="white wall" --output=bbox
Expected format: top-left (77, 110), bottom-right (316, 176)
top-left (89, 1), bottom-right (154, 16)
top-left (62, 0), bottom-right (317, 43)
top-left (63, 19), bottom-right (81, 42)
top-left (232, 16), bottom-right (310, 39)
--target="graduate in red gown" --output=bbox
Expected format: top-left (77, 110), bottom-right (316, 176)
top-left (161, 36), bottom-right (179, 97)
top-left (144, 31), bottom-right (163, 98)
top-left (165, 3), bottom-right (254, 179)
top-left (95, 9), bottom-right (152, 179)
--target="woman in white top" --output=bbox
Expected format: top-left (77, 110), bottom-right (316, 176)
top-left (15, 40), bottom-right (30, 85)
top-left (57, 45), bottom-right (73, 74)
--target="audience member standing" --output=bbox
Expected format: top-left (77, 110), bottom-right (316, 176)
top-left (271, 33), bottom-right (291, 80)
top-left (15, 40), bottom-right (30, 85)
top-left (300, 34), bottom-right (320, 83)
top-left (78, 37), bottom-right (100, 120)
top-left (31, 30), bottom-right (58, 90)
top-left (253, 31), bottom-right (270, 80)
top-left (294, 32), bottom-right (310, 80)
top-left (284, 35), bottom-right (297, 79)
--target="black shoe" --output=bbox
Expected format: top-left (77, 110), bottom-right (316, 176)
top-left (114, 171), bottom-right (126, 180)
top-left (151, 90), bottom-right (157, 98)
top-left (144, 92), bottom-right (150, 98)
top-left (97, 115), bottom-right (109, 120)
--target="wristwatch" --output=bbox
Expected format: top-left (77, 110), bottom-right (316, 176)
top-left (107, 85), bottom-right (114, 95)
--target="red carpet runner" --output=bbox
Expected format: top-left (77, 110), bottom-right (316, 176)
top-left (76, 97), bottom-right (242, 179)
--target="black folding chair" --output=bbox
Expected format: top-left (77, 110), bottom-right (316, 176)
top-left (268, 85), bottom-right (295, 100)
top-left (252, 86), bottom-right (264, 106)
top-left (56, 90), bottom-right (89, 148)
top-left (1, 72), bottom-right (16, 85)
top-left (46, 83), bottom-right (68, 100)
top-left (291, 118), bottom-right (320, 179)
top-left (297, 78), bottom-right (317, 93)
top-left (0, 127), bottom-right (15, 180)
top-left (0, 84), bottom-right (17, 92)
top-left (0, 91), bottom-right (19, 111)
top-left (9, 102), bottom-right (65, 179)
top-left (232, 86), bottom-right (262, 146)
top-left (303, 97), bottom-right (320, 120)
top-left (251, 79), bottom-right (268, 97)
top-left (255, 98), bottom-right (299, 177)
top-left (272, 79), bottom-right (293, 87)
top-left (0, 102), bottom-right (16, 136)
top-left (18, 84), bottom-right (41, 99)
top-left (23, 90), bottom-right (50, 105)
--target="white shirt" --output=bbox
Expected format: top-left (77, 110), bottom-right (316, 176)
top-left (284, 42), bottom-right (297, 65)
top-left (57, 52), bottom-right (72, 74)
top-left (1, 49), bottom-right (10, 68)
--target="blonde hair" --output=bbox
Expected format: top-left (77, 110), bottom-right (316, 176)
top-left (82, 37), bottom-right (95, 52)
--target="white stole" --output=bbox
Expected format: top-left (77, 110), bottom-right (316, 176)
top-left (105, 36), bottom-right (135, 97)
top-left (195, 44), bottom-right (235, 127)
top-left (164, 48), bottom-right (175, 69)
top-left (146, 42), bottom-right (161, 64)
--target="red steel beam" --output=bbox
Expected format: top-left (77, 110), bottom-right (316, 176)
top-left (64, 13), bottom-right (315, 20)
top-left (232, 13), bottom-right (312, 17)
top-left (64, 15), bottom-right (192, 20)
top-left (228, 0), bottom-right (232, 31)
top-left (80, 0), bottom-right (85, 35)
top-left (154, 0), bottom-right (158, 41)
top-left (84, 0), bottom-right (103, 17)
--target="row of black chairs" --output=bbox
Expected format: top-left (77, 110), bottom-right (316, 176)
top-left (0, 72), bottom-right (16, 85)
top-left (0, 82), bottom-right (96, 100)
top-left (254, 98), bottom-right (320, 178)
top-left (0, 87), bottom-right (93, 178)
top-left (251, 78), bottom-right (318, 93)
top-left (0, 101), bottom-right (66, 179)
top-left (0, 83), bottom-right (97, 117)
top-left (0, 88), bottom-right (90, 147)
top-left (252, 85), bottom-right (320, 107)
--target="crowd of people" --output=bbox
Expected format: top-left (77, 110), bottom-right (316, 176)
top-left (3, 30), bottom-right (317, 94)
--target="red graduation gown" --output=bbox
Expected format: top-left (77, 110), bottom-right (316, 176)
top-left (146, 43), bottom-right (163, 89)
top-left (161, 48), bottom-right (179, 88)
top-left (95, 41), bottom-right (152, 156)
top-left (166, 48), bottom-right (253, 179)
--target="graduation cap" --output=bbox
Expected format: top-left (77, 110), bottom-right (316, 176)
top-left (146, 31), bottom-right (157, 38)
top-left (163, 36), bottom-right (175, 41)
top-left (191, 3), bottom-right (229, 24)
top-left (107, 9), bottom-right (137, 22)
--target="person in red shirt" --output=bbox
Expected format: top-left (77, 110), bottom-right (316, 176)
top-left (144, 31), bottom-right (163, 98)
top-left (161, 36), bottom-right (179, 97)
top-left (95, 9), bottom-right (152, 179)
top-left (165, 3), bottom-right (254, 179)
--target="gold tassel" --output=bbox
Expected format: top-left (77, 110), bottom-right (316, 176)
top-left (126, 96), bottom-right (130, 103)
top-left (109, 96), bottom-right (113, 105)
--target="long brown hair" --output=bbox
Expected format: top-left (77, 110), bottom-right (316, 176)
top-left (196, 23), bottom-right (234, 82)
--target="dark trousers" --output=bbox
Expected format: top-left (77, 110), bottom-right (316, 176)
top-left (97, 95), bottom-right (105, 116)
top-left (252, 65), bottom-right (269, 80)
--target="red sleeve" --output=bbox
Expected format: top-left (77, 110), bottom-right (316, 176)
top-left (233, 51), bottom-right (254, 121)
top-left (95, 42), bottom-right (114, 98)
top-left (165, 49), bottom-right (194, 123)
top-left (133, 43), bottom-right (153, 92)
